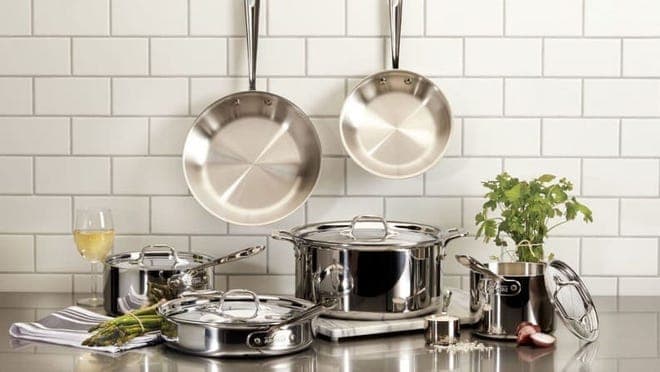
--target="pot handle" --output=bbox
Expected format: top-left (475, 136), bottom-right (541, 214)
top-left (132, 244), bottom-right (180, 266)
top-left (244, 0), bottom-right (260, 91)
top-left (246, 298), bottom-right (337, 349)
top-left (219, 289), bottom-right (261, 320)
top-left (271, 230), bottom-right (296, 243)
top-left (186, 245), bottom-right (265, 275)
top-left (388, 0), bottom-right (402, 69)
top-left (437, 228), bottom-right (467, 259)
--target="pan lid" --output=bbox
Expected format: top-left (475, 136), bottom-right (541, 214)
top-left (290, 215), bottom-right (441, 249)
top-left (105, 244), bottom-right (211, 271)
top-left (544, 260), bottom-right (599, 342)
top-left (159, 289), bottom-right (317, 328)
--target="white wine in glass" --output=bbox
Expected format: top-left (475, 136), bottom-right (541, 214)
top-left (74, 208), bottom-right (114, 307)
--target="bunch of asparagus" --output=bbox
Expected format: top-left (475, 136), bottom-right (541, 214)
top-left (82, 302), bottom-right (164, 347)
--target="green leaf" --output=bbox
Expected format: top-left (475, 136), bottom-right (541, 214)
top-left (537, 174), bottom-right (556, 183)
top-left (504, 183), bottom-right (522, 202)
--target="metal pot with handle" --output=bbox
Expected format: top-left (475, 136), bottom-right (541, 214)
top-left (158, 289), bottom-right (336, 357)
top-left (273, 215), bottom-right (466, 320)
top-left (103, 244), bottom-right (265, 315)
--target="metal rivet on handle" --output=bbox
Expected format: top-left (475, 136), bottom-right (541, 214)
top-left (404, 78), bottom-right (412, 85)
top-left (233, 98), bottom-right (240, 105)
top-left (264, 98), bottom-right (272, 105)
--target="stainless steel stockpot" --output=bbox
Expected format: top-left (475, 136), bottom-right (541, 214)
top-left (273, 215), bottom-right (466, 320)
top-left (158, 290), bottom-right (334, 357)
top-left (103, 245), bottom-right (264, 315)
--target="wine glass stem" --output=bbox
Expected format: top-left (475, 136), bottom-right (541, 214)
top-left (90, 262), bottom-right (97, 298)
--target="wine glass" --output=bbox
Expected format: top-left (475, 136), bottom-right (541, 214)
top-left (73, 208), bottom-right (115, 307)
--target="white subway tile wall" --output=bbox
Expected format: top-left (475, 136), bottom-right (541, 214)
top-left (0, 0), bottom-right (658, 296)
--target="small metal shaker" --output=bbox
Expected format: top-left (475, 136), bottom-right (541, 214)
top-left (425, 290), bottom-right (460, 345)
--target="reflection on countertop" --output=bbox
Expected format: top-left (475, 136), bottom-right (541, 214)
top-left (1, 294), bottom-right (658, 371)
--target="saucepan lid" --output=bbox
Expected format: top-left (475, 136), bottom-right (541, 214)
top-left (544, 260), bottom-right (599, 342)
top-left (105, 244), bottom-right (212, 271)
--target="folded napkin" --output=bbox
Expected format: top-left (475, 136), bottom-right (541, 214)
top-left (9, 306), bottom-right (160, 353)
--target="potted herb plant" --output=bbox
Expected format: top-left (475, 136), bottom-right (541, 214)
top-left (475, 173), bottom-right (593, 263)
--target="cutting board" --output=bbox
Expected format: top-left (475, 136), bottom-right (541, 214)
top-left (314, 288), bottom-right (476, 341)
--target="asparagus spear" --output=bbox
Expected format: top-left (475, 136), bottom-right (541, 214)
top-left (83, 302), bottom-right (164, 347)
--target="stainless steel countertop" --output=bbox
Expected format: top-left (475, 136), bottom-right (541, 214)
top-left (1, 293), bottom-right (658, 371)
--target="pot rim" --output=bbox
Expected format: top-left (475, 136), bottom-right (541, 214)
top-left (484, 261), bottom-right (545, 277)
top-left (105, 250), bottom-right (215, 271)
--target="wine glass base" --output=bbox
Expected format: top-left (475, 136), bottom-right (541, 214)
top-left (77, 297), bottom-right (104, 307)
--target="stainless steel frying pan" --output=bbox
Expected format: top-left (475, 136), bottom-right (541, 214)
top-left (182, 0), bottom-right (322, 226)
top-left (340, 0), bottom-right (452, 179)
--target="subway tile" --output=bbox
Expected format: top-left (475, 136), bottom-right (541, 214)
top-left (214, 275), bottom-right (228, 291)
top-left (73, 274), bottom-right (103, 293)
top-left (227, 275), bottom-right (295, 295)
top-left (0, 236), bottom-right (34, 272)
top-left (621, 199), bottom-right (660, 236)
top-left (463, 118), bottom-right (540, 156)
top-left (35, 157), bottom-right (110, 195)
top-left (36, 235), bottom-right (88, 272)
top-left (347, 0), bottom-right (423, 36)
top-left (443, 238), bottom-right (501, 275)
top-left (619, 278), bottom-right (660, 296)
top-left (152, 38), bottom-right (227, 76)
top-left (150, 117), bottom-right (194, 155)
top-left (73, 38), bottom-right (148, 76)
top-left (347, 160), bottom-right (423, 196)
top-left (229, 38), bottom-right (304, 76)
top-left (112, 0), bottom-right (187, 36)
top-left (113, 78), bottom-right (188, 115)
top-left (0, 196), bottom-right (71, 233)
top-left (35, 78), bottom-right (110, 115)
top-left (0, 274), bottom-right (72, 292)
top-left (465, 38), bottom-right (541, 76)
top-left (462, 197), bottom-right (496, 235)
top-left (552, 198), bottom-right (619, 237)
top-left (427, 0), bottom-right (503, 36)
top-left (0, 38), bottom-right (69, 75)
top-left (190, 78), bottom-right (266, 115)
top-left (268, 237), bottom-right (296, 275)
top-left (504, 158), bottom-right (581, 191)
top-left (34, 0), bottom-right (108, 35)
top-left (308, 38), bottom-right (384, 76)
top-left (585, 0), bottom-right (660, 36)
top-left (113, 157), bottom-right (187, 195)
top-left (313, 118), bottom-right (345, 156)
top-left (619, 359), bottom-right (660, 371)
top-left (431, 78), bottom-right (503, 116)
top-left (268, 0), bottom-right (344, 36)
top-left (584, 79), bottom-right (660, 117)
top-left (72, 118), bottom-right (148, 155)
top-left (445, 119), bottom-right (462, 157)
top-left (583, 159), bottom-right (659, 196)
top-left (0, 78), bottom-right (32, 115)
top-left (544, 39), bottom-right (620, 77)
top-left (190, 0), bottom-right (265, 36)
top-left (269, 78), bottom-right (345, 116)
top-left (386, 197), bottom-right (462, 228)
top-left (151, 196), bottom-right (227, 234)
top-left (505, 78), bottom-right (581, 116)
top-left (506, 0), bottom-right (582, 36)
top-left (581, 277), bottom-right (617, 296)
top-left (0, 118), bottom-right (69, 155)
top-left (307, 197), bottom-right (383, 223)
top-left (624, 39), bottom-right (660, 77)
top-left (229, 208), bottom-right (304, 235)
top-left (75, 196), bottom-right (149, 234)
top-left (313, 158), bottom-right (345, 196)
top-left (0, 0), bottom-right (30, 35)
top-left (191, 236), bottom-right (267, 274)
top-left (583, 238), bottom-right (657, 276)
top-left (544, 237), bottom-right (579, 270)
top-left (543, 119), bottom-right (619, 157)
top-left (0, 157), bottom-right (32, 194)
top-left (621, 119), bottom-right (660, 157)
top-left (394, 38), bottom-right (463, 76)
top-left (426, 158), bottom-right (502, 196)
top-left (113, 235), bottom-right (189, 254)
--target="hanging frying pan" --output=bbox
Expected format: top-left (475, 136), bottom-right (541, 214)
top-left (339, 0), bottom-right (452, 179)
top-left (182, 0), bottom-right (322, 226)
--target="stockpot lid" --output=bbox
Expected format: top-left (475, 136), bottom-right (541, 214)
top-left (288, 215), bottom-right (442, 249)
top-left (158, 289), bottom-right (317, 329)
top-left (544, 260), bottom-right (599, 342)
top-left (105, 244), bottom-right (212, 271)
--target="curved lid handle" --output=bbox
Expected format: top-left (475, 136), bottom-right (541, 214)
top-left (347, 215), bottom-right (390, 240)
top-left (132, 244), bottom-right (181, 267)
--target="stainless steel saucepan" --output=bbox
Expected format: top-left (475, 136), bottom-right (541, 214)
top-left (182, 0), bottom-right (322, 226)
top-left (103, 245), bottom-right (265, 315)
top-left (340, 0), bottom-right (452, 179)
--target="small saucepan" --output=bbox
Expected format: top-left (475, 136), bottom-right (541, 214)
top-left (103, 245), bottom-right (265, 315)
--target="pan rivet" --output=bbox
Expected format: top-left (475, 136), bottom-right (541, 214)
top-left (404, 78), bottom-right (412, 85)
top-left (379, 77), bottom-right (387, 84)
top-left (264, 98), bottom-right (272, 105)
top-left (254, 338), bottom-right (262, 345)
top-left (289, 334), bottom-right (296, 341)
top-left (233, 98), bottom-right (240, 105)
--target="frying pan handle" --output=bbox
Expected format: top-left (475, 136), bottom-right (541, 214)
top-left (244, 0), bottom-right (260, 90)
top-left (388, 0), bottom-right (402, 69)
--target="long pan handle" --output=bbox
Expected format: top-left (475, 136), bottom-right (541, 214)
top-left (244, 0), bottom-right (260, 90)
top-left (388, 0), bottom-right (402, 69)
top-left (187, 245), bottom-right (265, 274)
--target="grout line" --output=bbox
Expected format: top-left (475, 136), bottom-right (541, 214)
top-left (30, 0), bottom-right (34, 35)
top-left (502, 0), bottom-right (506, 36)
top-left (109, 0), bottom-right (113, 35)
top-left (344, 0), bottom-right (348, 36)
top-left (187, 0), bottom-right (191, 36)
top-left (581, 0), bottom-right (585, 37)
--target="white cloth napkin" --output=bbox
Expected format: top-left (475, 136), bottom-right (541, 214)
top-left (8, 306), bottom-right (160, 353)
